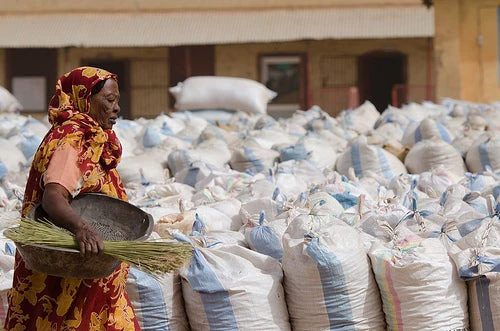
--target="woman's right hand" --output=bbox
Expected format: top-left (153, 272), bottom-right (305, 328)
top-left (74, 223), bottom-right (104, 257)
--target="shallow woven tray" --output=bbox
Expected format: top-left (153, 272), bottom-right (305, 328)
top-left (15, 193), bottom-right (153, 279)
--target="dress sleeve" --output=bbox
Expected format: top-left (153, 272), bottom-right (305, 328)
top-left (44, 143), bottom-right (82, 197)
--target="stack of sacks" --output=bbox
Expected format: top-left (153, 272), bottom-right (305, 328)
top-left (3, 97), bottom-right (500, 330)
top-left (0, 212), bottom-right (18, 326)
top-left (0, 114), bottom-right (49, 177)
top-left (0, 137), bottom-right (27, 176)
top-left (0, 238), bottom-right (15, 325)
top-left (448, 201), bottom-right (500, 330)
top-left (0, 87), bottom-right (22, 113)
top-left (116, 115), bottom-right (187, 185)
top-left (113, 118), bottom-right (143, 157)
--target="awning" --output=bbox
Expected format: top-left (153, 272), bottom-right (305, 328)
top-left (0, 6), bottom-right (434, 48)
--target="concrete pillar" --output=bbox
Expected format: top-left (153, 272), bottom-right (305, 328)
top-left (434, 0), bottom-right (462, 101)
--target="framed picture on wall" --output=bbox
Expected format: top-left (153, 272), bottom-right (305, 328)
top-left (259, 54), bottom-right (307, 115)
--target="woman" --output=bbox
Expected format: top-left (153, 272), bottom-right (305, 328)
top-left (3, 67), bottom-right (140, 330)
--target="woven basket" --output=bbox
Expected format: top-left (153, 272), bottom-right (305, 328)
top-left (15, 193), bottom-right (153, 279)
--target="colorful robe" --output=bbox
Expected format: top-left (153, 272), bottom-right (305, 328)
top-left (3, 67), bottom-right (140, 331)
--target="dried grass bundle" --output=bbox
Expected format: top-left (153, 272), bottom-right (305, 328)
top-left (5, 218), bottom-right (193, 276)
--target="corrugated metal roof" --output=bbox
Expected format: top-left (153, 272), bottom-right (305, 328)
top-left (0, 6), bottom-right (434, 48)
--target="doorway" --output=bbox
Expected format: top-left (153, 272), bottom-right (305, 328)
top-left (169, 45), bottom-right (215, 109)
top-left (358, 51), bottom-right (407, 112)
top-left (6, 48), bottom-right (58, 114)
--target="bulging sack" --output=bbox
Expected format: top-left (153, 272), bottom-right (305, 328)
top-left (169, 76), bottom-right (277, 115)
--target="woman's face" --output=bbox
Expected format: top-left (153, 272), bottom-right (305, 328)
top-left (89, 79), bottom-right (121, 130)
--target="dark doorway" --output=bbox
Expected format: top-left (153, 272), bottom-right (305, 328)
top-left (82, 60), bottom-right (130, 119)
top-left (358, 51), bottom-right (407, 112)
top-left (6, 48), bottom-right (57, 113)
top-left (168, 45), bottom-right (215, 108)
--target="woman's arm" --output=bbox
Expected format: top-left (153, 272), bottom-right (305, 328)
top-left (42, 183), bottom-right (104, 257)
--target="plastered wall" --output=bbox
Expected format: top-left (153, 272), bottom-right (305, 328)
top-left (3, 0), bottom-right (423, 12)
top-left (435, 0), bottom-right (500, 103)
top-left (62, 47), bottom-right (170, 118)
top-left (216, 38), bottom-right (432, 109)
top-left (1, 37), bottom-right (431, 118)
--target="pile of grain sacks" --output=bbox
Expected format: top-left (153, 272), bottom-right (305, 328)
top-left (1, 97), bottom-right (499, 330)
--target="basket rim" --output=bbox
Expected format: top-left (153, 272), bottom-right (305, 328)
top-left (27, 192), bottom-right (154, 241)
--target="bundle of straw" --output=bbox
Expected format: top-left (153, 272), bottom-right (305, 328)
top-left (5, 218), bottom-right (193, 276)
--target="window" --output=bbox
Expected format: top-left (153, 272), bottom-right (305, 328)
top-left (259, 54), bottom-right (308, 116)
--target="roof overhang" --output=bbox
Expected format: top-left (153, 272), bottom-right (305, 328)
top-left (0, 6), bottom-right (434, 48)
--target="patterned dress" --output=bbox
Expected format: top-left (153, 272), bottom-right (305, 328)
top-left (3, 67), bottom-right (140, 331)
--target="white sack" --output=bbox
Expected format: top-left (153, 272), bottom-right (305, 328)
top-left (368, 237), bottom-right (469, 331)
top-left (452, 128), bottom-right (485, 158)
top-left (0, 137), bottom-right (27, 174)
top-left (126, 268), bottom-right (188, 331)
top-left (230, 144), bottom-right (279, 174)
top-left (466, 132), bottom-right (500, 173)
top-left (335, 136), bottom-right (407, 180)
top-left (207, 198), bottom-right (243, 231)
top-left (301, 135), bottom-right (338, 170)
top-left (240, 211), bottom-right (283, 261)
top-left (368, 122), bottom-right (405, 145)
top-left (117, 150), bottom-right (169, 185)
top-left (169, 76), bottom-right (276, 115)
top-left (448, 216), bottom-right (500, 280)
top-left (416, 166), bottom-right (461, 199)
top-left (21, 117), bottom-right (49, 138)
top-left (282, 214), bottom-right (386, 331)
top-left (404, 137), bottom-right (467, 176)
top-left (180, 244), bottom-right (290, 331)
top-left (195, 205), bottom-right (234, 232)
top-left (401, 118), bottom-right (453, 147)
top-left (191, 138), bottom-right (231, 169)
top-left (336, 100), bottom-right (380, 134)
top-left (467, 272), bottom-right (500, 331)
top-left (0, 87), bottom-right (22, 113)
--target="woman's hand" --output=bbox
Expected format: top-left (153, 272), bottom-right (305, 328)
top-left (74, 222), bottom-right (105, 258)
top-left (42, 183), bottom-right (104, 257)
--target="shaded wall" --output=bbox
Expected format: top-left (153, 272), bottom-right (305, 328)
top-left (2, 0), bottom-right (424, 12)
top-left (435, 0), bottom-right (500, 103)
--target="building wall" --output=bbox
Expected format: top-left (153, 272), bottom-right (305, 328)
top-left (14, 37), bottom-right (430, 119)
top-left (0, 49), bottom-right (5, 87)
top-left (217, 37), bottom-right (432, 114)
top-left (435, 0), bottom-right (500, 103)
top-left (1, 0), bottom-right (434, 118)
top-left (63, 47), bottom-right (170, 119)
top-left (3, 0), bottom-right (423, 12)
top-left (467, 0), bottom-right (500, 102)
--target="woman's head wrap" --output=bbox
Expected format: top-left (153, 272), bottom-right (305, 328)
top-left (21, 66), bottom-right (126, 217)
top-left (48, 66), bottom-right (117, 126)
